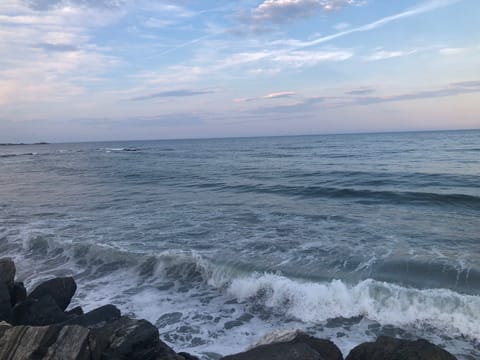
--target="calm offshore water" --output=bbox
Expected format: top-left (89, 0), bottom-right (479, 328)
top-left (0, 130), bottom-right (479, 358)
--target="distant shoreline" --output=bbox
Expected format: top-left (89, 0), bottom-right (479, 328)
top-left (0, 142), bottom-right (49, 146)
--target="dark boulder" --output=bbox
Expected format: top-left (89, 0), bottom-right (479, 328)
top-left (13, 295), bottom-right (71, 326)
top-left (63, 304), bottom-right (121, 328)
top-left (221, 332), bottom-right (343, 360)
top-left (0, 283), bottom-right (13, 323)
top-left (0, 258), bottom-right (15, 288)
top-left (345, 336), bottom-right (457, 360)
top-left (28, 277), bottom-right (77, 311)
top-left (93, 316), bottom-right (181, 360)
top-left (9, 281), bottom-right (27, 306)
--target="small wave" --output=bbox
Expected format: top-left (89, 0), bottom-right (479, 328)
top-left (201, 183), bottom-right (480, 208)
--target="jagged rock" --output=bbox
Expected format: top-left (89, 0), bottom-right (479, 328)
top-left (45, 325), bottom-right (97, 360)
top-left (0, 283), bottom-right (13, 323)
top-left (10, 282), bottom-right (27, 306)
top-left (13, 295), bottom-right (71, 326)
top-left (63, 304), bottom-right (121, 328)
top-left (0, 323), bottom-right (62, 358)
top-left (345, 336), bottom-right (457, 360)
top-left (93, 316), bottom-right (181, 360)
top-left (221, 332), bottom-right (343, 360)
top-left (0, 324), bottom-right (99, 360)
top-left (28, 277), bottom-right (77, 311)
top-left (0, 258), bottom-right (15, 288)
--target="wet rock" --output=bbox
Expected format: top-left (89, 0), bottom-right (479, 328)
top-left (0, 258), bottom-right (15, 288)
top-left (9, 281), bottom-right (27, 306)
top-left (93, 316), bottom-right (181, 360)
top-left (13, 295), bottom-right (71, 326)
top-left (0, 283), bottom-right (13, 323)
top-left (63, 304), bottom-right (121, 328)
top-left (345, 336), bottom-right (457, 360)
top-left (28, 277), bottom-right (77, 311)
top-left (222, 332), bottom-right (343, 360)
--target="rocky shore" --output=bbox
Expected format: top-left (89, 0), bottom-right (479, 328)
top-left (0, 258), bottom-right (458, 360)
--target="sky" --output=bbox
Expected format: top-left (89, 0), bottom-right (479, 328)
top-left (0, 0), bottom-right (479, 142)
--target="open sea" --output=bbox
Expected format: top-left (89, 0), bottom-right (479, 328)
top-left (0, 130), bottom-right (479, 359)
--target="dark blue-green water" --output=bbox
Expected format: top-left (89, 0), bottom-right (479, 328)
top-left (0, 130), bottom-right (479, 358)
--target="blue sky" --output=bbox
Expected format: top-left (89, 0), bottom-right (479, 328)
top-left (0, 0), bottom-right (479, 142)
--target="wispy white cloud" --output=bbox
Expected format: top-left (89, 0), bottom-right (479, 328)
top-left (0, 0), bottom-right (121, 105)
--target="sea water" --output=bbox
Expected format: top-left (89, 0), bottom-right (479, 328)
top-left (0, 130), bottom-right (479, 358)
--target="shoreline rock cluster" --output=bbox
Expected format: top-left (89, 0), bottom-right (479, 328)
top-left (0, 258), bottom-right (458, 359)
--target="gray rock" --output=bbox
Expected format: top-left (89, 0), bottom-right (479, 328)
top-left (28, 277), bottom-right (77, 311)
top-left (0, 324), bottom-right (100, 360)
top-left (221, 332), bottom-right (343, 360)
top-left (345, 336), bottom-right (457, 360)
top-left (63, 304), bottom-right (121, 328)
top-left (45, 325), bottom-right (97, 360)
top-left (0, 283), bottom-right (13, 323)
top-left (0, 258), bottom-right (15, 288)
top-left (13, 295), bottom-right (71, 326)
top-left (0, 323), bottom-right (62, 359)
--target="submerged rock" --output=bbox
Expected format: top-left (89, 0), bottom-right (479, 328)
top-left (28, 277), bottom-right (77, 311)
top-left (345, 336), bottom-right (457, 360)
top-left (222, 331), bottom-right (343, 360)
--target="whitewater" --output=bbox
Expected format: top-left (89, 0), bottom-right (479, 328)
top-left (0, 130), bottom-right (478, 359)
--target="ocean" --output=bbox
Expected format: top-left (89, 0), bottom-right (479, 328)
top-left (0, 130), bottom-right (479, 359)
